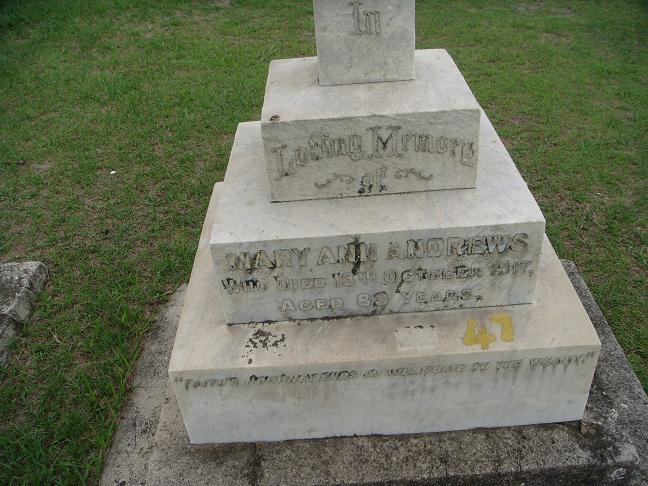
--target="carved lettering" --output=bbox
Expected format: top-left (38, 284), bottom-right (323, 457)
top-left (225, 252), bottom-right (253, 271)
top-left (369, 126), bottom-right (401, 158)
top-left (270, 127), bottom-right (477, 185)
top-left (175, 354), bottom-right (596, 392)
top-left (529, 352), bottom-right (596, 369)
top-left (317, 246), bottom-right (337, 265)
top-left (350, 0), bottom-right (381, 35)
top-left (461, 142), bottom-right (476, 166)
top-left (226, 249), bottom-right (311, 271)
top-left (282, 298), bottom-right (344, 313)
top-left (280, 298), bottom-right (296, 311)
top-left (222, 277), bottom-right (269, 294)
top-left (357, 292), bottom-right (388, 307)
top-left (446, 233), bottom-right (529, 257)
top-left (220, 233), bottom-right (537, 320)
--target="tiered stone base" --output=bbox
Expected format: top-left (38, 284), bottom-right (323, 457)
top-left (261, 50), bottom-right (481, 201)
top-left (170, 183), bottom-right (599, 445)
top-left (211, 119), bottom-right (545, 324)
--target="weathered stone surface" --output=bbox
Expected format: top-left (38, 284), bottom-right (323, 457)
top-left (101, 245), bottom-right (646, 484)
top-left (146, 386), bottom-right (254, 486)
top-left (313, 0), bottom-right (415, 86)
top-left (212, 118), bottom-right (544, 324)
top-left (563, 260), bottom-right (648, 484)
top-left (0, 261), bottom-right (48, 365)
top-left (261, 50), bottom-right (481, 201)
top-left (149, 396), bottom-right (640, 485)
top-left (100, 285), bottom-right (187, 486)
top-left (254, 424), bottom-right (633, 485)
top-left (177, 183), bottom-right (595, 444)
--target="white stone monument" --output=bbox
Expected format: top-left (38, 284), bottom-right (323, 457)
top-left (169, 2), bottom-right (600, 445)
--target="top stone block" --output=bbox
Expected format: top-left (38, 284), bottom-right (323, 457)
top-left (314, 0), bottom-right (415, 85)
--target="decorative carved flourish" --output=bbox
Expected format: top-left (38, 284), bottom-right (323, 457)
top-left (359, 165), bottom-right (388, 194)
top-left (394, 168), bottom-right (434, 181)
top-left (314, 173), bottom-right (355, 189)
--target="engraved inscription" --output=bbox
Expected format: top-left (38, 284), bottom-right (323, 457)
top-left (529, 352), bottom-right (597, 369)
top-left (225, 248), bottom-right (311, 271)
top-left (279, 297), bottom-right (344, 312)
top-left (219, 232), bottom-right (538, 319)
top-left (222, 235), bottom-right (529, 273)
top-left (270, 127), bottom-right (477, 186)
top-left (394, 168), bottom-right (434, 181)
top-left (175, 351), bottom-right (598, 392)
top-left (350, 1), bottom-right (381, 35)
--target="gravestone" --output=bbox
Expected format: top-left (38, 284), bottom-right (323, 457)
top-left (169, 3), bottom-right (600, 445)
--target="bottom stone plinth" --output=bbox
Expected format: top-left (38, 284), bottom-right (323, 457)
top-left (169, 183), bottom-right (600, 445)
top-left (100, 211), bottom-right (646, 484)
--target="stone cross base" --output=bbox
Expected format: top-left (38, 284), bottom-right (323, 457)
top-left (100, 257), bottom-right (648, 486)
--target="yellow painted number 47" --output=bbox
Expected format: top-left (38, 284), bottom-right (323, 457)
top-left (463, 313), bottom-right (514, 350)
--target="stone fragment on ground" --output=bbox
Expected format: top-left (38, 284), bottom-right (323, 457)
top-left (0, 261), bottom-right (48, 365)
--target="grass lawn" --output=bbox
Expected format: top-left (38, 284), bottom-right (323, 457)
top-left (0, 0), bottom-right (646, 483)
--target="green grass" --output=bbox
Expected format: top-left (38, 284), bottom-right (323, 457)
top-left (0, 0), bottom-right (646, 483)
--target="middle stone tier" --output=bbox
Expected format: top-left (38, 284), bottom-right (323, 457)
top-left (261, 49), bottom-right (482, 202)
top-left (210, 118), bottom-right (545, 325)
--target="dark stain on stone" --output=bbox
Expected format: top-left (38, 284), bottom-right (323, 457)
top-left (358, 182), bottom-right (373, 195)
top-left (246, 329), bottom-right (287, 351)
top-left (351, 237), bottom-right (362, 275)
top-left (232, 311), bottom-right (380, 328)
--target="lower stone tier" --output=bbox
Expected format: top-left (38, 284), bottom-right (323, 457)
top-left (170, 183), bottom-right (600, 445)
